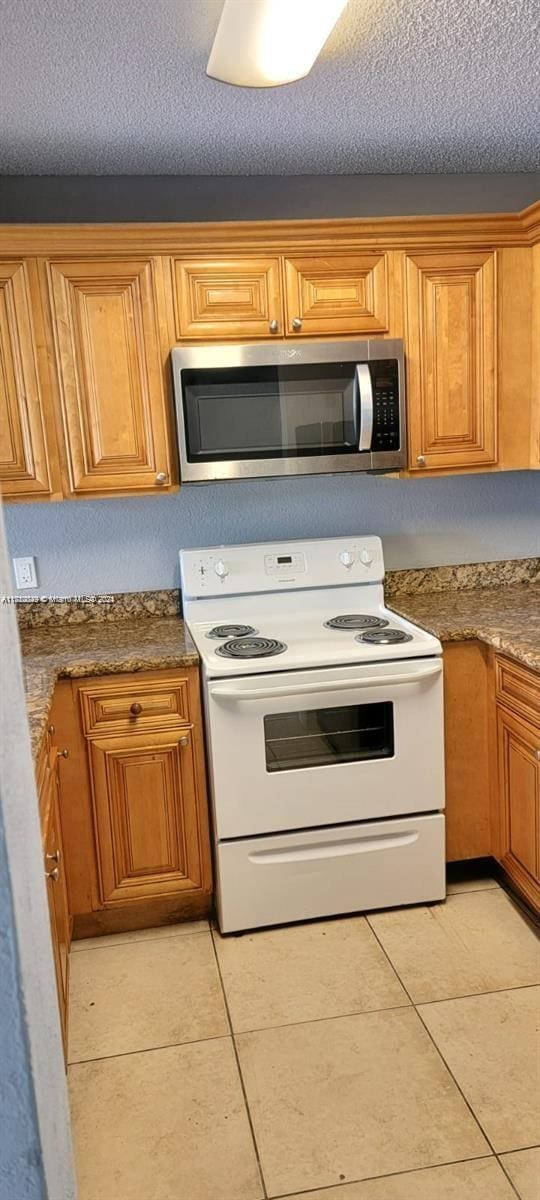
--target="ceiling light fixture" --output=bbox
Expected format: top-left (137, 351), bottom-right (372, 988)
top-left (206, 0), bottom-right (348, 88)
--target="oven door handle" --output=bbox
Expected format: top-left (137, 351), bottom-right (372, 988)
top-left (211, 661), bottom-right (442, 701)
top-left (355, 363), bottom-right (374, 452)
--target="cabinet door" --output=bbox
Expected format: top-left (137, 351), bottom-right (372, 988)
top-left (284, 254), bottom-right (389, 336)
top-left (88, 729), bottom-right (205, 905)
top-left (43, 763), bottom-right (70, 1059)
top-left (497, 705), bottom-right (540, 912)
top-left (405, 251), bottom-right (496, 471)
top-left (47, 259), bottom-right (174, 494)
top-left (173, 257), bottom-right (283, 339)
top-left (0, 260), bottom-right (58, 497)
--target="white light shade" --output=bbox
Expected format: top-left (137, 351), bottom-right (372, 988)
top-left (206, 0), bottom-right (348, 88)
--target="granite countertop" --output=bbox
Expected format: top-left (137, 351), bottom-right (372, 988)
top-left (389, 583), bottom-right (540, 673)
top-left (20, 616), bottom-right (199, 762)
top-left (20, 577), bottom-right (540, 764)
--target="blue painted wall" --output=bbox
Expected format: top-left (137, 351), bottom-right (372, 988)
top-left (4, 470), bottom-right (540, 597)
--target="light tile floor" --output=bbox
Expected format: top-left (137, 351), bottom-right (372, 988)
top-left (68, 876), bottom-right (540, 1200)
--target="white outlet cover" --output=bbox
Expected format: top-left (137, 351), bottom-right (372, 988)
top-left (13, 556), bottom-right (38, 589)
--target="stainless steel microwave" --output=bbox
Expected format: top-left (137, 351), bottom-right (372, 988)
top-left (171, 339), bottom-right (406, 482)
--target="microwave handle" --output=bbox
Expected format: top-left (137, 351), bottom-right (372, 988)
top-left (355, 363), bottom-right (374, 452)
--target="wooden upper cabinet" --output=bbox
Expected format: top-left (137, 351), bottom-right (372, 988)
top-left (173, 256), bottom-right (283, 339)
top-left (0, 260), bottom-right (59, 498)
top-left (405, 251), bottom-right (497, 471)
top-left (283, 254), bottom-right (389, 336)
top-left (47, 258), bottom-right (175, 495)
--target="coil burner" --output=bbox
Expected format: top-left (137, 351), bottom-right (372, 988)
top-left (215, 637), bottom-right (287, 659)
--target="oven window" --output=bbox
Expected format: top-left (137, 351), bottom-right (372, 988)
top-left (264, 702), bottom-right (394, 772)
top-left (181, 363), bottom-right (357, 461)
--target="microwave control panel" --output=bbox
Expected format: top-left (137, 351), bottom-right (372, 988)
top-left (370, 360), bottom-right (400, 452)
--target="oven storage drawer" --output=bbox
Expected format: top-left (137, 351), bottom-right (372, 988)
top-left (216, 814), bottom-right (445, 932)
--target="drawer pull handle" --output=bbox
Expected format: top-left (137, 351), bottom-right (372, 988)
top-left (130, 702), bottom-right (143, 716)
top-left (46, 849), bottom-right (61, 865)
top-left (46, 866), bottom-right (60, 883)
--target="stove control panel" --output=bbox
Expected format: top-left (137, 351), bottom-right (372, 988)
top-left (180, 536), bottom-right (385, 598)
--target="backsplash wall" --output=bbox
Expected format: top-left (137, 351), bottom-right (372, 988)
top-left (4, 470), bottom-right (540, 597)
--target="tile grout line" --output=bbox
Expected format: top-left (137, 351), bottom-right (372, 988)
top-left (67, 978), bottom-right (539, 1067)
top-left (365, 917), bottom-right (500, 1159)
top-left (209, 925), bottom-right (269, 1200)
top-left (71, 926), bottom-right (211, 952)
top-left (269, 1152), bottom-right (499, 1198)
top-left (67, 1030), bottom-right (232, 1069)
top-left (495, 1154), bottom-right (525, 1200)
top-left (414, 981), bottom-right (540, 1009)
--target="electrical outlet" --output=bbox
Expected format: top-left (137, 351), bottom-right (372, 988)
top-left (13, 556), bottom-right (38, 589)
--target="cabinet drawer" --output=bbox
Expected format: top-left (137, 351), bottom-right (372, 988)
top-left (79, 676), bottom-right (191, 736)
top-left (495, 656), bottom-right (540, 727)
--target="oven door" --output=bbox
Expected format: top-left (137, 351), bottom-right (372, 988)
top-left (206, 658), bottom-right (445, 839)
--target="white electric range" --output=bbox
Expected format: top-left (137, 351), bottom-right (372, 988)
top-left (180, 536), bottom-right (446, 932)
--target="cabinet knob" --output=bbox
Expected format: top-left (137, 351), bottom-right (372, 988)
top-left (46, 849), bottom-right (61, 865)
top-left (179, 735), bottom-right (190, 748)
top-left (269, 319), bottom-right (279, 333)
top-left (416, 455), bottom-right (426, 466)
top-left (292, 317), bottom-right (302, 331)
top-left (46, 866), bottom-right (60, 883)
top-left (48, 723), bottom-right (55, 735)
top-left (155, 472), bottom-right (168, 485)
top-left (536, 749), bottom-right (540, 761)
top-left (130, 702), bottom-right (143, 716)
top-left (57, 748), bottom-right (69, 759)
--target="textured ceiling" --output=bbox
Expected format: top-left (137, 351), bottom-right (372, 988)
top-left (1, 0), bottom-right (539, 175)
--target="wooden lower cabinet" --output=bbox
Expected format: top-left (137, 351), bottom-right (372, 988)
top-left (53, 667), bottom-right (212, 937)
top-left (443, 644), bottom-right (540, 915)
top-left (89, 729), bottom-right (206, 905)
top-left (494, 656), bottom-right (540, 912)
top-left (442, 641), bottom-right (493, 861)
top-left (40, 745), bottom-right (70, 1059)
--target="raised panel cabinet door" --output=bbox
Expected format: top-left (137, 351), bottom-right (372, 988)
top-left (173, 257), bottom-right (283, 339)
top-left (47, 259), bottom-right (173, 494)
top-left (405, 251), bottom-right (496, 470)
top-left (284, 254), bottom-right (389, 336)
top-left (43, 762), bottom-right (70, 1059)
top-left (0, 260), bottom-right (57, 497)
top-left (497, 705), bottom-right (540, 911)
top-left (88, 729), bottom-right (205, 905)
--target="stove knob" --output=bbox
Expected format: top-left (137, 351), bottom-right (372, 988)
top-left (339, 550), bottom-right (354, 569)
top-left (360, 548), bottom-right (373, 566)
top-left (214, 559), bottom-right (229, 580)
